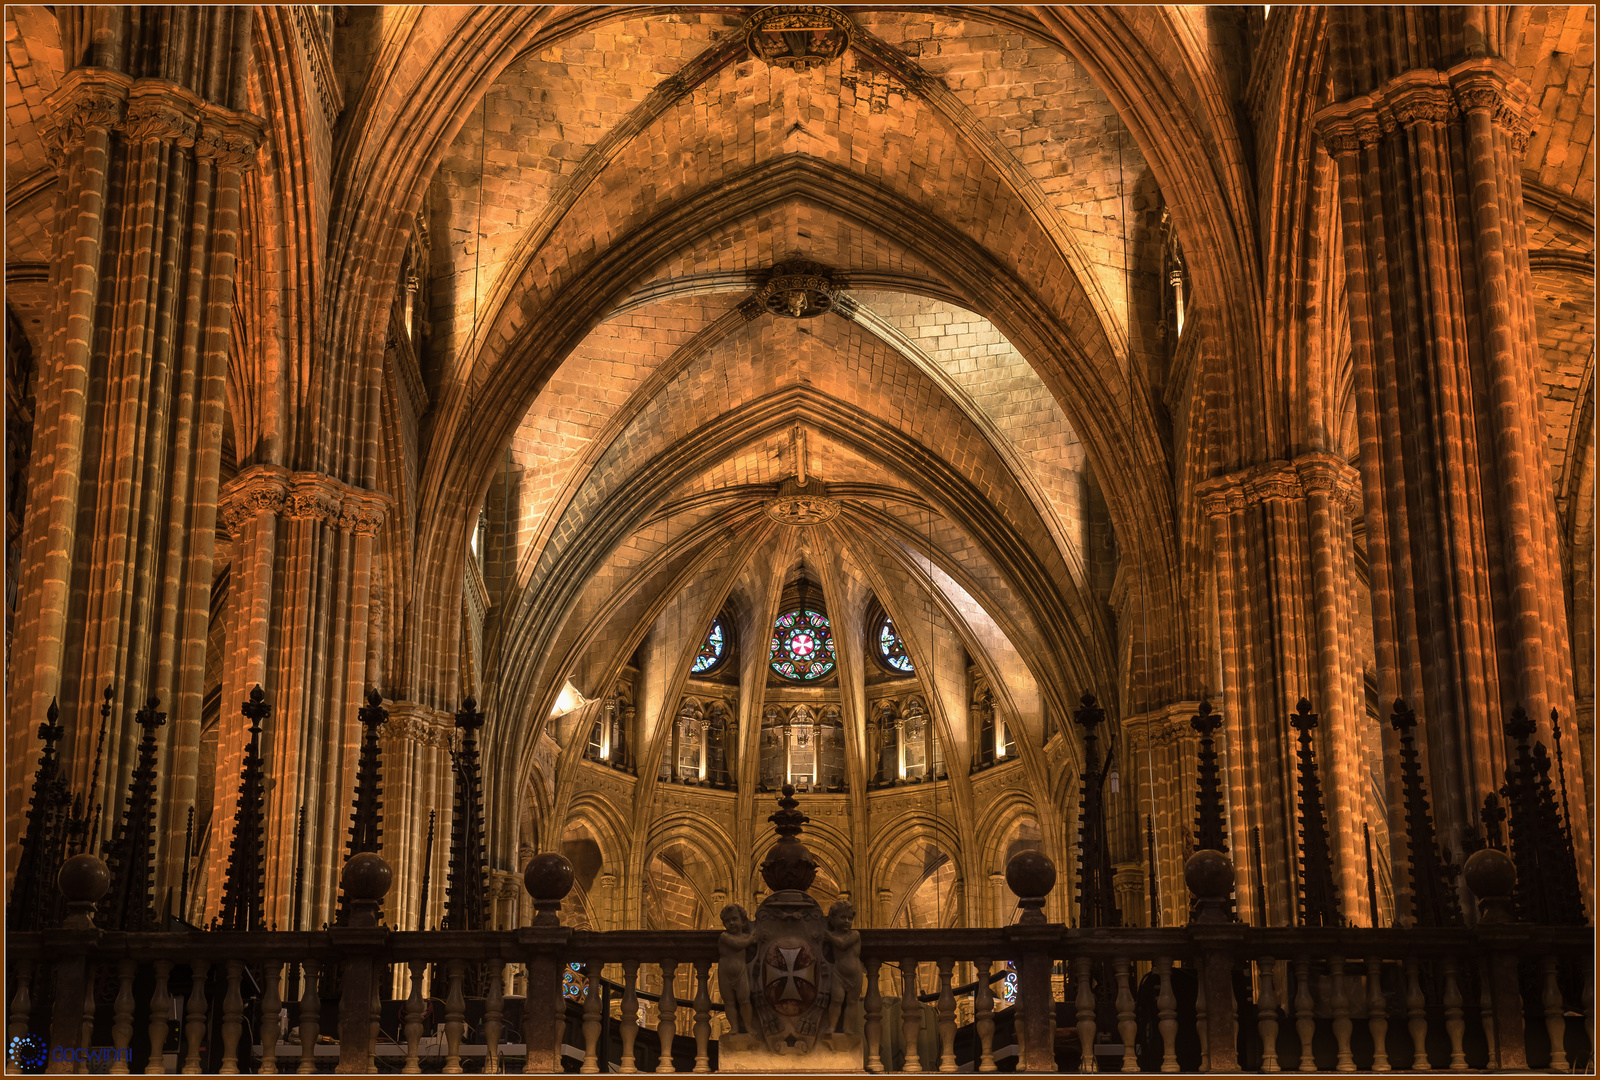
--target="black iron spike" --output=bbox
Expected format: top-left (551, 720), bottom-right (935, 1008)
top-left (99, 696), bottom-right (166, 932)
top-left (1252, 825), bottom-right (1268, 927)
top-left (445, 698), bottom-right (489, 934)
top-left (291, 803), bottom-right (306, 932)
top-left (1388, 700), bottom-right (1461, 927)
top-left (178, 804), bottom-right (195, 924)
top-left (1191, 697), bottom-right (1227, 853)
top-left (1290, 698), bottom-right (1342, 928)
top-left (1364, 821), bottom-right (1380, 928)
top-left (1549, 708), bottom-right (1574, 845)
top-left (418, 809), bottom-right (436, 931)
top-left (218, 686), bottom-right (271, 931)
top-left (1145, 813), bottom-right (1159, 928)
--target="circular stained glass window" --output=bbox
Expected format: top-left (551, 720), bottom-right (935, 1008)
top-left (562, 961), bottom-right (586, 1002)
top-left (875, 614), bottom-right (914, 673)
top-left (770, 607), bottom-right (836, 681)
top-left (692, 619), bottom-right (727, 674)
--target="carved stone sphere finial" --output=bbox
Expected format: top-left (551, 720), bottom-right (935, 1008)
top-left (59, 853), bottom-right (111, 904)
top-left (1184, 848), bottom-right (1236, 924)
top-left (342, 851), bottom-right (393, 902)
top-left (58, 853), bottom-right (111, 930)
top-left (1005, 849), bottom-right (1056, 923)
top-left (524, 852), bottom-right (576, 926)
top-left (1462, 846), bottom-right (1517, 924)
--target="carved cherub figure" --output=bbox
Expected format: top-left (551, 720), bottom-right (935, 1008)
top-left (718, 904), bottom-right (757, 1035)
top-left (823, 901), bottom-right (863, 1035)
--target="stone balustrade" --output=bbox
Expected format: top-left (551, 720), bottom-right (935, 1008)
top-left (4, 849), bottom-right (1592, 1074)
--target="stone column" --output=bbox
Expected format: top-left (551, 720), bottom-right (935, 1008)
top-left (1316, 35), bottom-right (1590, 899)
top-left (1196, 456), bottom-right (1368, 924)
top-left (6, 13), bottom-right (265, 884)
top-left (1127, 702), bottom-right (1200, 927)
top-left (206, 466), bottom-right (391, 929)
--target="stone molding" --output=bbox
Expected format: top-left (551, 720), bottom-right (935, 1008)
top-left (380, 700), bottom-right (457, 750)
top-left (44, 71), bottom-right (266, 169)
top-left (1194, 452), bottom-right (1360, 518)
top-left (1314, 58), bottom-right (1539, 155)
top-left (289, 5), bottom-right (344, 127)
top-left (1125, 701), bottom-right (1204, 753)
top-left (218, 464), bottom-right (395, 539)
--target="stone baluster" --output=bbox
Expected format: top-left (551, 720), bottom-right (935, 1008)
top-left (1464, 847), bottom-right (1525, 1069)
top-left (146, 960), bottom-right (172, 1075)
top-left (1294, 957), bottom-right (1315, 1072)
top-left (367, 977), bottom-right (381, 1073)
top-left (443, 959), bottom-right (467, 1074)
top-left (1365, 957), bottom-right (1388, 1072)
top-left (1156, 956), bottom-right (1178, 1072)
top-left (259, 962), bottom-right (282, 1075)
top-left (1195, 958), bottom-right (1208, 1072)
top-left (864, 958), bottom-right (884, 1073)
top-left (1403, 957), bottom-right (1428, 1071)
top-left (1330, 956), bottom-right (1353, 1071)
top-left (484, 964), bottom-right (505, 1075)
top-left (1476, 956), bottom-right (1496, 1071)
top-left (619, 959), bottom-right (640, 1073)
top-left (973, 958), bottom-right (995, 1073)
top-left (182, 959), bottom-right (211, 1076)
top-left (1441, 958), bottom-right (1466, 1071)
top-left (692, 959), bottom-right (712, 1074)
top-left (81, 969), bottom-right (98, 1073)
top-left (219, 960), bottom-right (245, 1073)
top-left (936, 957), bottom-right (957, 1072)
top-left (401, 961), bottom-right (425, 1075)
top-left (1074, 955), bottom-right (1097, 1072)
top-left (582, 958), bottom-right (604, 1073)
top-left (1258, 958), bottom-right (1280, 1073)
top-left (901, 959), bottom-right (922, 1072)
top-left (657, 960), bottom-right (678, 1073)
top-left (1114, 957), bottom-right (1137, 1073)
top-left (110, 959), bottom-right (136, 1074)
top-left (1541, 956), bottom-right (1568, 1072)
top-left (296, 959), bottom-right (320, 1075)
top-left (8, 962), bottom-right (31, 1043)
top-left (1187, 849), bottom-right (1243, 1071)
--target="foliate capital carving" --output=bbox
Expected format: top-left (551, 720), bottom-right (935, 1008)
top-left (42, 68), bottom-right (133, 161)
top-left (381, 702), bottom-right (456, 749)
top-left (1385, 84), bottom-right (1456, 129)
top-left (119, 81), bottom-right (203, 145)
top-left (1125, 701), bottom-right (1203, 752)
top-left (284, 475), bottom-right (344, 522)
top-left (1314, 116), bottom-right (1364, 157)
top-left (1449, 61), bottom-right (1539, 148)
top-left (217, 465), bottom-right (291, 538)
top-left (339, 492), bottom-right (390, 536)
top-left (194, 103), bottom-right (267, 171)
top-left (1293, 452), bottom-right (1363, 516)
top-left (1193, 474), bottom-right (1250, 519)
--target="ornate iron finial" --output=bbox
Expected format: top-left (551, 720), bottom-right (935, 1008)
top-left (1191, 697), bottom-right (1227, 854)
top-left (1290, 698), bottom-right (1341, 928)
top-left (1072, 692), bottom-right (1118, 928)
top-left (444, 697), bottom-right (488, 933)
top-left (219, 686), bottom-right (270, 931)
top-left (1480, 791), bottom-right (1506, 851)
top-left (100, 697), bottom-right (166, 932)
top-left (179, 805), bottom-right (195, 924)
top-left (336, 688), bottom-right (388, 926)
top-left (291, 804), bottom-right (307, 931)
top-left (1499, 706), bottom-right (1585, 925)
top-left (8, 697), bottom-right (74, 931)
top-left (1364, 822), bottom-right (1381, 928)
top-left (1388, 700), bottom-right (1461, 927)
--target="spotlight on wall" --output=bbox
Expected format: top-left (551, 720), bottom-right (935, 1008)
top-left (551, 681), bottom-right (586, 718)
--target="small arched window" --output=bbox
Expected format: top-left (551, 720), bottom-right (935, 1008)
top-left (874, 613), bottom-right (914, 673)
top-left (692, 619), bottom-right (728, 675)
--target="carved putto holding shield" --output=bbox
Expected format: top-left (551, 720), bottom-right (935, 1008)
top-left (718, 785), bottom-right (862, 1067)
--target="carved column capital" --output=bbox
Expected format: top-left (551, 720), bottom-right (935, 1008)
top-left (217, 464), bottom-right (291, 539)
top-left (42, 67), bottom-right (133, 161)
top-left (119, 80), bottom-right (203, 144)
top-left (1125, 701), bottom-right (1203, 752)
top-left (284, 473), bottom-right (344, 523)
top-left (1293, 452), bottom-right (1363, 516)
top-left (194, 102), bottom-right (267, 171)
top-left (1448, 59), bottom-right (1540, 151)
top-left (339, 490), bottom-right (391, 536)
top-left (382, 701), bottom-right (456, 748)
